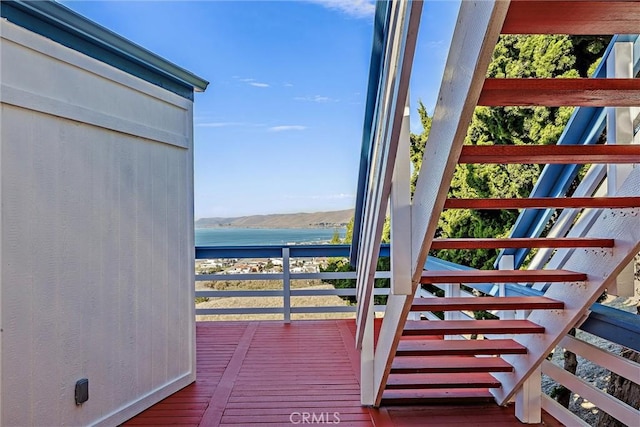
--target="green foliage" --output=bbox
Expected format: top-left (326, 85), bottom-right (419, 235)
top-left (410, 35), bottom-right (608, 270)
top-left (322, 216), bottom-right (391, 305)
top-left (330, 228), bottom-right (342, 244)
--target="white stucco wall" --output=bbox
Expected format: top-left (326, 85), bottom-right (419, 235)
top-left (0, 21), bottom-right (196, 426)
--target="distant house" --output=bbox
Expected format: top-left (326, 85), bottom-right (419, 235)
top-left (1, 1), bottom-right (207, 425)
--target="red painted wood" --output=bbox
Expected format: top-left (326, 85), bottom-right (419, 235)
top-left (391, 356), bottom-right (512, 374)
top-left (503, 1), bottom-right (640, 35)
top-left (125, 320), bottom-right (561, 426)
top-left (386, 405), bottom-right (564, 426)
top-left (411, 296), bottom-right (564, 311)
top-left (479, 78), bottom-right (640, 107)
top-left (382, 388), bottom-right (495, 405)
top-left (420, 269), bottom-right (586, 284)
top-left (403, 319), bottom-right (545, 335)
top-left (444, 196), bottom-right (640, 209)
top-left (458, 144), bottom-right (640, 165)
top-left (387, 372), bottom-right (501, 389)
top-left (432, 237), bottom-right (614, 249)
top-left (396, 338), bottom-right (527, 356)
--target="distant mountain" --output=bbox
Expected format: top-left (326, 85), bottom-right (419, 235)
top-left (195, 209), bottom-right (354, 229)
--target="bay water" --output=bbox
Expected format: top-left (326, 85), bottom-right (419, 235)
top-left (195, 227), bottom-right (347, 246)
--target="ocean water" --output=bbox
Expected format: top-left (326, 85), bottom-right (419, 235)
top-left (195, 227), bottom-right (347, 246)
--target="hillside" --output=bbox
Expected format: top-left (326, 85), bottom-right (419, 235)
top-left (195, 209), bottom-right (354, 229)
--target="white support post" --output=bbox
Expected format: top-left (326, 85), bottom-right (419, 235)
top-left (607, 39), bottom-right (636, 297)
top-left (390, 97), bottom-right (412, 296)
top-left (444, 282), bottom-right (462, 340)
top-left (515, 365), bottom-right (542, 424)
top-left (283, 247), bottom-right (291, 323)
top-left (360, 298), bottom-right (375, 405)
top-left (498, 255), bottom-right (515, 320)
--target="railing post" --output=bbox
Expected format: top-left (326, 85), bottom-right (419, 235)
top-left (390, 96), bottom-right (412, 296)
top-left (515, 365), bottom-right (542, 424)
top-left (283, 247), bottom-right (291, 323)
top-left (504, 250), bottom-right (541, 422)
top-left (360, 298), bottom-right (375, 405)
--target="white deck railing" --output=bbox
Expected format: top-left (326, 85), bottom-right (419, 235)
top-left (541, 333), bottom-right (640, 427)
top-left (195, 245), bottom-right (390, 322)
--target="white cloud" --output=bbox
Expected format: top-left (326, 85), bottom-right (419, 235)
top-left (284, 83), bottom-right (294, 87)
top-left (239, 78), bottom-right (255, 82)
top-left (307, 0), bottom-right (375, 19)
top-left (294, 95), bottom-right (337, 103)
top-left (268, 125), bottom-right (307, 132)
top-left (197, 122), bottom-right (262, 128)
top-left (250, 82), bottom-right (270, 88)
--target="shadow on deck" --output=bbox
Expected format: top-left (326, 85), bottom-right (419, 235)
top-left (124, 320), bottom-right (562, 426)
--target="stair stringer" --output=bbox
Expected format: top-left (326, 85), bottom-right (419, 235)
top-left (490, 166), bottom-right (640, 405)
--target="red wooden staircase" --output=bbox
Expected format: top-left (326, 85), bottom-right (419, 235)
top-left (381, 272), bottom-right (572, 405)
top-left (356, 0), bottom-right (640, 421)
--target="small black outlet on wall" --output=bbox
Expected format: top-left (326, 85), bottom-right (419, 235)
top-left (75, 378), bottom-right (89, 405)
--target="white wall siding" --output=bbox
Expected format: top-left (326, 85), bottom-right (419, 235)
top-left (1, 21), bottom-right (196, 426)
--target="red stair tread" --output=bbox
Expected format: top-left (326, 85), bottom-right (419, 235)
top-left (478, 78), bottom-right (640, 107)
top-left (391, 356), bottom-right (512, 374)
top-left (458, 144), bottom-right (640, 165)
top-left (420, 269), bottom-right (586, 284)
top-left (502, 1), bottom-right (640, 35)
top-left (381, 388), bottom-right (494, 405)
top-left (396, 338), bottom-right (527, 356)
top-left (431, 237), bottom-right (614, 249)
top-left (411, 296), bottom-right (564, 311)
top-left (444, 196), bottom-right (640, 210)
top-left (386, 372), bottom-right (501, 389)
top-left (403, 319), bottom-right (545, 335)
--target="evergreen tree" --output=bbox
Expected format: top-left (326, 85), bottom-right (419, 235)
top-left (410, 35), bottom-right (608, 269)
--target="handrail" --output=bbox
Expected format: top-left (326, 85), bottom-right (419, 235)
top-left (353, 0), bottom-right (423, 347)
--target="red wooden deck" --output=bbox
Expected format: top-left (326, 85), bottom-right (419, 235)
top-left (124, 320), bottom-right (562, 426)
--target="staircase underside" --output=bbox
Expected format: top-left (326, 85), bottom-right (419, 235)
top-left (368, 0), bottom-right (640, 411)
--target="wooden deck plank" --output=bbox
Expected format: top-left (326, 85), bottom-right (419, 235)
top-left (420, 269), bottom-right (586, 284)
top-left (479, 78), bottom-right (640, 107)
top-left (125, 320), bottom-right (560, 426)
top-left (444, 196), bottom-right (640, 209)
top-left (458, 144), bottom-right (640, 165)
top-left (502, 0), bottom-right (640, 35)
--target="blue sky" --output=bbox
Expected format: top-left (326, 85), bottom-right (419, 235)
top-left (60, 1), bottom-right (459, 219)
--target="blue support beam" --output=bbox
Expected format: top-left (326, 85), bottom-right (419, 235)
top-left (350, 1), bottom-right (392, 267)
